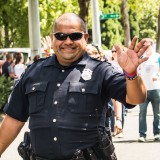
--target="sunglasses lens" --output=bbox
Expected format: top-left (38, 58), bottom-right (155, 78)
top-left (54, 32), bottom-right (84, 41)
top-left (69, 32), bottom-right (83, 41)
top-left (54, 33), bottom-right (67, 40)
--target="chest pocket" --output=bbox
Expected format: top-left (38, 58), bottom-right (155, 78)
top-left (68, 82), bottom-right (99, 113)
top-left (25, 81), bottom-right (48, 114)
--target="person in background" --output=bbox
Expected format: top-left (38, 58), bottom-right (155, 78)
top-left (86, 44), bottom-right (112, 127)
top-left (0, 52), bottom-right (7, 75)
top-left (109, 46), bottom-right (126, 138)
top-left (33, 55), bottom-right (41, 62)
top-left (13, 52), bottom-right (27, 82)
top-left (41, 35), bottom-right (54, 57)
top-left (0, 60), bottom-right (5, 76)
top-left (0, 13), bottom-right (153, 160)
top-left (2, 53), bottom-right (17, 80)
top-left (138, 51), bottom-right (160, 142)
top-left (86, 43), bottom-right (106, 62)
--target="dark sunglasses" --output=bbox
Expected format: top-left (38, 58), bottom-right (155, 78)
top-left (54, 32), bottom-right (85, 41)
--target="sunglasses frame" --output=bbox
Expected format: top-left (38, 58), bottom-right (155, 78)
top-left (53, 32), bottom-right (85, 41)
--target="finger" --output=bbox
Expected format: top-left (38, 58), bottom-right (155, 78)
top-left (128, 36), bottom-right (138, 50)
top-left (42, 37), bottom-right (47, 45)
top-left (134, 38), bottom-right (153, 53)
top-left (114, 44), bottom-right (123, 56)
top-left (41, 39), bottom-right (46, 46)
top-left (138, 57), bottom-right (149, 64)
top-left (115, 128), bottom-right (122, 135)
top-left (137, 45), bottom-right (151, 58)
top-left (114, 126), bottom-right (117, 135)
top-left (46, 36), bottom-right (50, 43)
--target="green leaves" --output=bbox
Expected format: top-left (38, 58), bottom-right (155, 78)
top-left (0, 0), bottom-right (159, 50)
top-left (0, 75), bottom-right (13, 110)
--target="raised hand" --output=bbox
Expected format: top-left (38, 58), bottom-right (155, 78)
top-left (114, 36), bottom-right (153, 74)
top-left (41, 36), bottom-right (52, 57)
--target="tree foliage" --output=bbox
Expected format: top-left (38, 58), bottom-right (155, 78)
top-left (39, 0), bottom-right (79, 36)
top-left (0, 0), bottom-right (29, 48)
top-left (0, 0), bottom-right (159, 51)
top-left (0, 75), bottom-right (13, 110)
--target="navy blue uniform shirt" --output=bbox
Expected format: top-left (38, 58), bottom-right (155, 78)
top-left (4, 53), bottom-right (134, 159)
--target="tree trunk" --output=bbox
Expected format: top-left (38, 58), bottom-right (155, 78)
top-left (121, 0), bottom-right (131, 47)
top-left (156, 5), bottom-right (160, 53)
top-left (2, 10), bottom-right (10, 48)
top-left (78, 0), bottom-right (90, 27)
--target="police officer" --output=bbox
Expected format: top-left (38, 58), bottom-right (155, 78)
top-left (0, 13), bottom-right (153, 159)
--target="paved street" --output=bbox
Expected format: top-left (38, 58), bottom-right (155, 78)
top-left (0, 103), bottom-right (160, 160)
top-left (113, 105), bottom-right (160, 160)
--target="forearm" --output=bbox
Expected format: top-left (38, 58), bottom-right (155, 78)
top-left (126, 75), bottom-right (147, 105)
top-left (9, 73), bottom-right (18, 79)
top-left (0, 115), bottom-right (25, 155)
top-left (112, 99), bottom-right (122, 119)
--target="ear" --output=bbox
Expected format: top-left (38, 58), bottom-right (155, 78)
top-left (84, 33), bottom-right (89, 43)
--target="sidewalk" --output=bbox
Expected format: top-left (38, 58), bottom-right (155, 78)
top-left (113, 104), bottom-right (160, 160)
top-left (1, 103), bottom-right (160, 160)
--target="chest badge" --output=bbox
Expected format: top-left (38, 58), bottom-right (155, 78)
top-left (81, 68), bottom-right (93, 81)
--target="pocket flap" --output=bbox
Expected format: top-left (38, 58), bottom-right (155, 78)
top-left (25, 81), bottom-right (48, 94)
top-left (69, 82), bottom-right (98, 94)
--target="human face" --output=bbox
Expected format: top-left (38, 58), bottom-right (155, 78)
top-left (111, 47), bottom-right (117, 61)
top-left (51, 20), bottom-right (89, 66)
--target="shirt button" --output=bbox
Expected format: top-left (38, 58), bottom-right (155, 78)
top-left (54, 101), bottom-right (58, 105)
top-left (32, 87), bottom-right (35, 90)
top-left (82, 88), bottom-right (85, 92)
top-left (62, 70), bottom-right (65, 72)
top-left (53, 119), bottom-right (56, 122)
top-left (57, 83), bottom-right (61, 87)
top-left (53, 137), bottom-right (57, 141)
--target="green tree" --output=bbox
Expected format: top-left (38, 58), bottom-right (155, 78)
top-left (128, 0), bottom-right (159, 41)
top-left (78, 0), bottom-right (90, 24)
top-left (99, 0), bottom-right (123, 49)
top-left (157, 5), bottom-right (160, 53)
top-left (39, 0), bottom-right (79, 37)
top-left (0, 0), bottom-right (29, 48)
top-left (0, 0), bottom-right (159, 50)
top-left (0, 76), bottom-right (13, 110)
top-left (121, 0), bottom-right (131, 47)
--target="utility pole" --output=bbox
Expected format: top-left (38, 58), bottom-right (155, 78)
top-left (28, 0), bottom-right (41, 60)
top-left (156, 5), bottom-right (160, 53)
top-left (91, 0), bottom-right (101, 46)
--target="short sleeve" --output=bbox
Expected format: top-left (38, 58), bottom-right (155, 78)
top-left (4, 77), bottom-right (29, 122)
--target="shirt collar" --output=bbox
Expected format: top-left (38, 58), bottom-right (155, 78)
top-left (43, 52), bottom-right (89, 68)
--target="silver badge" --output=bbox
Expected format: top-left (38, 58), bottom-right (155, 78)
top-left (81, 68), bottom-right (93, 81)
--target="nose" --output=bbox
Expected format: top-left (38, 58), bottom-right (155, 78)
top-left (63, 36), bottom-right (73, 44)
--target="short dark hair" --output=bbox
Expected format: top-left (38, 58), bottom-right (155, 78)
top-left (53, 13), bottom-right (87, 33)
top-left (15, 52), bottom-right (23, 64)
top-left (33, 55), bottom-right (40, 62)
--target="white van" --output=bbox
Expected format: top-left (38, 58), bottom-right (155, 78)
top-left (0, 48), bottom-right (47, 63)
top-left (0, 48), bottom-right (31, 63)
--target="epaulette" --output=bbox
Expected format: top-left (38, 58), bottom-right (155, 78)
top-left (26, 57), bottom-right (49, 69)
top-left (34, 57), bottom-right (48, 62)
top-left (90, 56), bottom-right (106, 64)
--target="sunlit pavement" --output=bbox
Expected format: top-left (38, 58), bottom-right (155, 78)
top-left (1, 103), bottom-right (160, 160)
top-left (113, 104), bottom-right (160, 160)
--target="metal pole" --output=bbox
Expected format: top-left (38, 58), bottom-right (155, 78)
top-left (91, 0), bottom-right (101, 46)
top-left (28, 0), bottom-right (41, 60)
